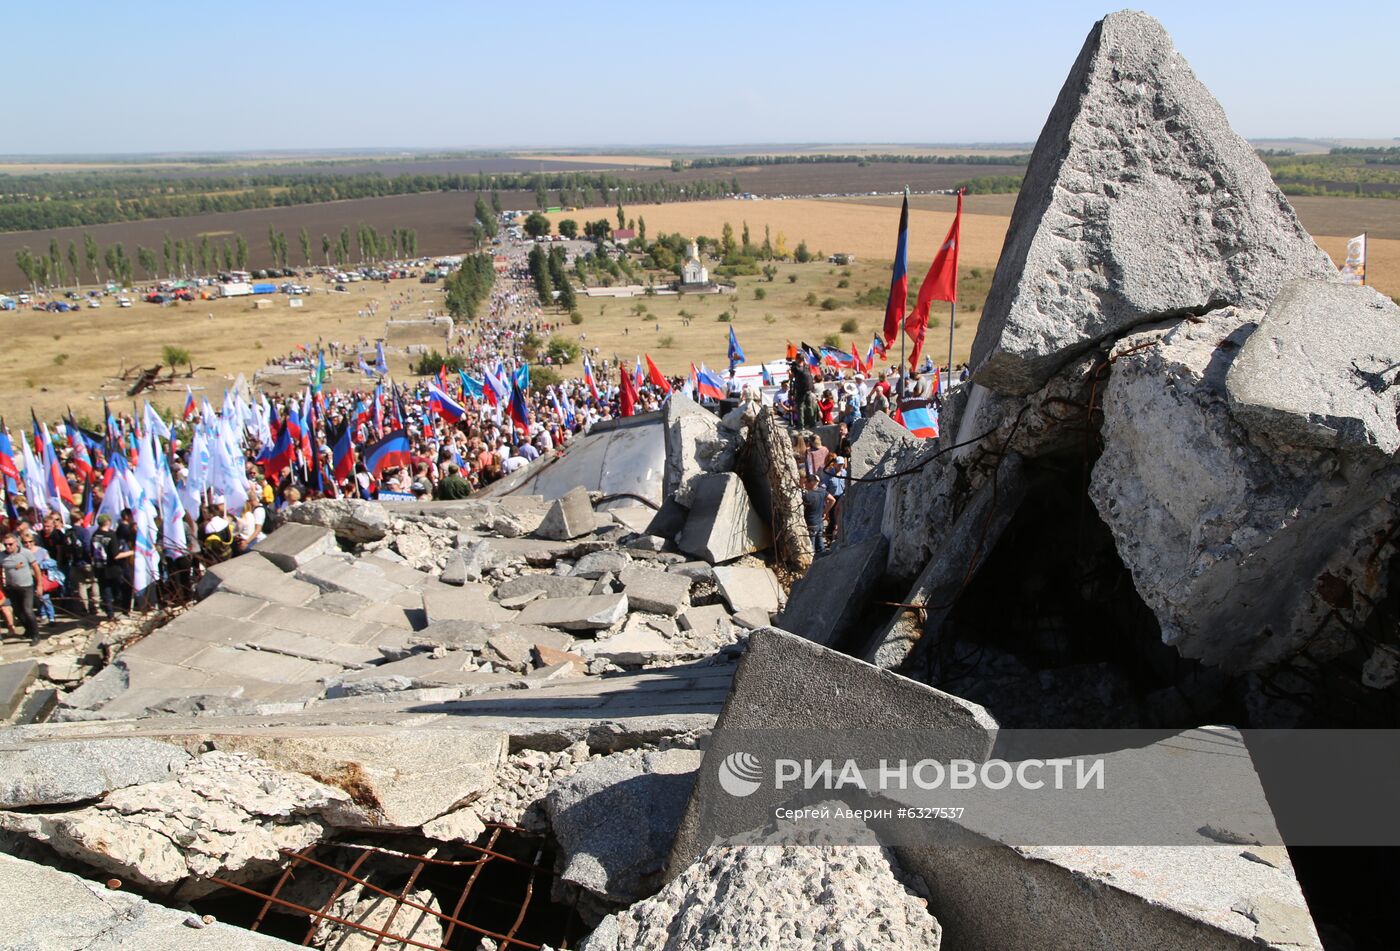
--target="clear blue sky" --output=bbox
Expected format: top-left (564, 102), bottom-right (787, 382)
top-left (7, 1), bottom-right (1396, 153)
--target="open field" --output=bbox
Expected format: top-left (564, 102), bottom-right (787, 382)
top-left (0, 277), bottom-right (448, 423)
top-left (551, 257), bottom-right (989, 388)
top-left (0, 190), bottom-right (538, 289)
top-left (548, 198), bottom-right (1012, 274)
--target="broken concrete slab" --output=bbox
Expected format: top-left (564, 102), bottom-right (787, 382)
top-left (545, 748), bottom-right (702, 904)
top-left (0, 851), bottom-right (301, 950)
top-left (618, 565), bottom-right (692, 617)
top-left (421, 585), bottom-right (516, 624)
top-left (0, 661), bottom-right (37, 721)
top-left (840, 412), bottom-right (917, 548)
top-left (711, 564), bottom-right (783, 615)
top-left (536, 485), bottom-right (597, 540)
top-left (0, 737), bottom-right (190, 808)
top-left (255, 523), bottom-right (337, 572)
top-left (1227, 279), bottom-right (1400, 457)
top-left (534, 643), bottom-right (588, 674)
top-left (197, 554), bottom-right (319, 606)
top-left (516, 593), bottom-right (630, 631)
top-left (573, 549), bottom-right (633, 579)
top-left (677, 604), bottom-right (733, 639)
top-left (0, 750), bottom-right (356, 897)
top-left (865, 453), bottom-right (1028, 669)
top-left (968, 10), bottom-right (1333, 396)
top-left (484, 632), bottom-right (534, 672)
top-left (312, 885), bottom-right (443, 951)
top-left (306, 590), bottom-right (371, 617)
top-left (592, 811), bottom-right (941, 951)
top-left (495, 573), bottom-right (595, 602)
top-left (778, 535), bottom-right (887, 649)
top-left (212, 727), bottom-right (506, 829)
top-left (1091, 308), bottom-right (1400, 670)
top-left (670, 627), bottom-right (996, 877)
top-left (676, 473), bottom-right (771, 564)
top-left (197, 590), bottom-right (275, 620)
top-left (663, 393), bottom-right (738, 507)
top-left (582, 618), bottom-right (682, 668)
top-left (283, 498), bottom-right (390, 543)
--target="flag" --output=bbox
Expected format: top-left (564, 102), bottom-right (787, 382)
top-left (799, 342), bottom-right (821, 368)
top-left (872, 334), bottom-right (888, 361)
top-left (582, 355), bottom-right (600, 401)
top-left (0, 429), bottom-right (19, 483)
top-left (882, 193), bottom-right (910, 343)
top-left (1339, 233), bottom-right (1367, 285)
top-left (182, 387), bottom-right (196, 420)
top-left (144, 400), bottom-right (171, 441)
top-left (262, 420), bottom-right (297, 482)
top-left (644, 354), bottom-right (671, 393)
top-left (483, 365), bottom-right (510, 407)
top-left (894, 398), bottom-right (939, 439)
top-left (459, 370), bottom-right (485, 400)
top-left (363, 429), bottom-right (412, 478)
top-left (506, 382), bottom-right (532, 435)
top-left (374, 341), bottom-right (389, 375)
top-left (760, 364), bottom-right (773, 386)
top-left (908, 189), bottom-right (962, 370)
top-left (786, 341), bottom-right (798, 361)
top-left (514, 363), bottom-right (531, 392)
top-left (634, 355), bottom-right (645, 389)
top-left (727, 326), bottom-right (745, 367)
top-left (358, 355), bottom-right (375, 377)
top-left (332, 423), bottom-right (356, 483)
top-left (427, 382), bottom-right (467, 423)
top-left (549, 387), bottom-right (569, 423)
top-left (307, 405), bottom-right (326, 494)
top-left (619, 366), bottom-right (638, 417)
top-left (820, 346), bottom-right (855, 369)
top-left (311, 350), bottom-right (328, 392)
top-left (852, 341), bottom-right (867, 375)
top-left (694, 363), bottom-right (726, 401)
top-left (930, 364), bottom-right (942, 395)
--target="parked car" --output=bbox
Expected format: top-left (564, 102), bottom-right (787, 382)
top-left (117, 297), bottom-right (132, 308)
top-left (87, 298), bottom-right (101, 309)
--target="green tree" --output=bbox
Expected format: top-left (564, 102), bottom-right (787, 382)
top-left (721, 222), bottom-right (736, 258)
top-left (523, 212), bottom-right (551, 239)
top-left (137, 246), bottom-right (158, 278)
top-left (474, 196), bottom-right (499, 239)
top-left (221, 240), bottom-right (233, 271)
top-left (234, 235), bottom-right (249, 270)
top-left (47, 238), bottom-right (61, 285)
top-left (161, 344), bottom-right (192, 373)
top-left (337, 227), bottom-right (351, 265)
top-left (795, 240), bottom-right (812, 264)
top-left (545, 336), bottom-right (581, 364)
top-left (762, 264), bottom-right (778, 282)
top-left (321, 233), bottom-right (331, 265)
top-left (15, 248), bottom-right (35, 290)
top-left (66, 242), bottom-right (79, 287)
top-left (558, 219), bottom-right (579, 239)
top-left (299, 228), bottom-right (311, 265)
top-left (162, 232), bottom-right (174, 276)
top-left (199, 235), bottom-right (212, 274)
top-left (535, 179), bottom-right (549, 208)
top-left (83, 232), bottom-right (100, 284)
top-left (267, 226), bottom-right (278, 267)
top-left (637, 215), bottom-right (646, 244)
top-left (616, 202), bottom-right (625, 230)
top-left (104, 245), bottom-right (119, 282)
top-left (741, 221), bottom-right (751, 252)
top-left (490, 190), bottom-right (502, 214)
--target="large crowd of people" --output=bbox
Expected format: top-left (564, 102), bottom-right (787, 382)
top-left (0, 238), bottom-right (948, 643)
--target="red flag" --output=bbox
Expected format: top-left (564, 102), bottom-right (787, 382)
top-left (619, 367), bottom-right (637, 417)
top-left (786, 341), bottom-right (798, 361)
top-left (851, 341), bottom-right (867, 375)
top-left (644, 354), bottom-right (671, 393)
top-left (907, 190), bottom-right (962, 372)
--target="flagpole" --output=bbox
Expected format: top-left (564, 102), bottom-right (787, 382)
top-left (947, 300), bottom-right (956, 398)
top-left (898, 185), bottom-right (909, 402)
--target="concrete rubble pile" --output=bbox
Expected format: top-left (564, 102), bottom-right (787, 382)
top-left (0, 388), bottom-right (801, 948)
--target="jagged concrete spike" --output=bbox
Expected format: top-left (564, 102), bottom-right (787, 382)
top-left (969, 10), bottom-right (1334, 396)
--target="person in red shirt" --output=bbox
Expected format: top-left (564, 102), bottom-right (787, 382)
top-left (818, 389), bottom-right (837, 425)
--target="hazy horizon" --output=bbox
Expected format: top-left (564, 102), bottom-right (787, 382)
top-left (7, 1), bottom-right (1397, 155)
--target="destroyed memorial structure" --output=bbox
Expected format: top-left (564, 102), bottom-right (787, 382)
top-left (0, 11), bottom-right (1396, 950)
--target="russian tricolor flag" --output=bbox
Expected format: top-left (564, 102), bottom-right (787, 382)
top-left (694, 363), bottom-right (726, 401)
top-left (427, 382), bottom-right (467, 423)
top-left (582, 356), bottom-right (599, 401)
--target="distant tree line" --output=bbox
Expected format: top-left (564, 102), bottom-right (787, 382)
top-left (12, 222), bottom-right (422, 290)
top-left (0, 169), bottom-right (740, 233)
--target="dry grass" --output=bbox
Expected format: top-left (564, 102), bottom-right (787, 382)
top-left (0, 278), bottom-right (443, 422)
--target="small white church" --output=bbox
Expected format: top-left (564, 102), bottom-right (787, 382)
top-left (679, 240), bottom-right (709, 287)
